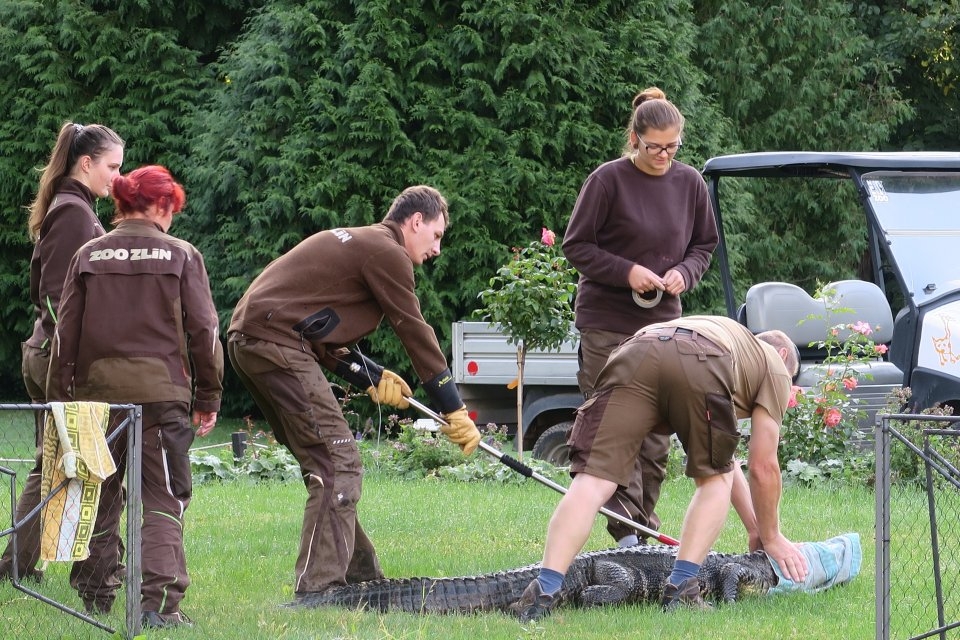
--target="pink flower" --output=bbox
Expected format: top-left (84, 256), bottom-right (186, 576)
top-left (541, 227), bottom-right (556, 246)
top-left (824, 408), bottom-right (842, 427)
top-left (788, 385), bottom-right (803, 408)
top-left (875, 344), bottom-right (889, 355)
top-left (851, 321), bottom-right (873, 336)
top-left (842, 377), bottom-right (858, 391)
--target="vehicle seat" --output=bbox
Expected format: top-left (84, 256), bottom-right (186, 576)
top-left (736, 302), bottom-right (748, 327)
top-left (744, 280), bottom-right (894, 354)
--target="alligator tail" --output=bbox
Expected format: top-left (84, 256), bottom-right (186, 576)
top-left (294, 567), bottom-right (541, 614)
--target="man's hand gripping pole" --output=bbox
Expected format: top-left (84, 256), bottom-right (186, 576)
top-left (405, 395), bottom-right (679, 546)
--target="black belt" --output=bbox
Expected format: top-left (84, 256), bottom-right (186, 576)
top-left (639, 326), bottom-right (696, 340)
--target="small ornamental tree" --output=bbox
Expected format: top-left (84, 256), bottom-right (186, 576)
top-left (476, 228), bottom-right (577, 457)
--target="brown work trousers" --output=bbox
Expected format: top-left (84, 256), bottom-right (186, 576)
top-left (570, 327), bottom-right (740, 482)
top-left (0, 344), bottom-right (49, 581)
top-left (577, 328), bottom-right (671, 541)
top-left (70, 401), bottom-right (194, 616)
top-left (228, 335), bottom-right (383, 594)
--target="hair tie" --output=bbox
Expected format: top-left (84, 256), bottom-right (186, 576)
top-left (74, 123), bottom-right (84, 135)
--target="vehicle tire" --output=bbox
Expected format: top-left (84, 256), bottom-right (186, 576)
top-left (532, 422), bottom-right (573, 466)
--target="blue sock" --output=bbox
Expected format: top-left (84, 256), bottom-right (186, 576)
top-left (667, 560), bottom-right (700, 586)
top-left (536, 568), bottom-right (565, 595)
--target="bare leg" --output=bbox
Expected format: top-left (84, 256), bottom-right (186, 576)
top-left (542, 473), bottom-right (618, 572)
top-left (675, 472), bottom-right (733, 564)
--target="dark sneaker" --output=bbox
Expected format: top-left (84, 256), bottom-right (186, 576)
top-left (82, 596), bottom-right (113, 615)
top-left (0, 560), bottom-right (44, 583)
top-left (509, 579), bottom-right (557, 623)
top-left (141, 610), bottom-right (194, 629)
top-left (660, 577), bottom-right (712, 611)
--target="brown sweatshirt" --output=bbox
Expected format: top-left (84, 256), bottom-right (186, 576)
top-left (563, 157), bottom-right (718, 333)
top-left (228, 221), bottom-right (449, 386)
top-left (26, 179), bottom-right (105, 350)
top-left (48, 219), bottom-right (223, 412)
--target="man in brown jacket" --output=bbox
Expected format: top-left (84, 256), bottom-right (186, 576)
top-left (227, 185), bottom-right (481, 600)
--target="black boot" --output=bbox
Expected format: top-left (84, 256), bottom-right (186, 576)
top-left (510, 579), bottom-right (557, 623)
top-left (660, 577), bottom-right (712, 611)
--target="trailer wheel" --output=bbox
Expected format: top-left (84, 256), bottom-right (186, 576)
top-left (532, 422), bottom-right (573, 466)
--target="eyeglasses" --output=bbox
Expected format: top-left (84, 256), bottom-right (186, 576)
top-left (637, 137), bottom-right (682, 156)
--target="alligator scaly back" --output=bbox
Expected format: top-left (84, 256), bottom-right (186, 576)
top-left (291, 544), bottom-right (778, 614)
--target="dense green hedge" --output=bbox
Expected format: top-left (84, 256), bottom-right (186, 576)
top-left (179, 0), bottom-right (733, 414)
top-left (0, 0), bottom-right (954, 415)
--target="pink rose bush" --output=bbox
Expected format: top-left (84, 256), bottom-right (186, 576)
top-left (779, 317), bottom-right (889, 477)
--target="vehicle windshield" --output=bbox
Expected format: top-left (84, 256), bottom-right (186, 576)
top-left (862, 171), bottom-right (960, 307)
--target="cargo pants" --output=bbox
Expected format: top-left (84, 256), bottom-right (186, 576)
top-left (227, 335), bottom-right (383, 594)
top-left (70, 401), bottom-right (194, 617)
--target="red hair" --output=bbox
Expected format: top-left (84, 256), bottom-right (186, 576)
top-left (111, 165), bottom-right (185, 220)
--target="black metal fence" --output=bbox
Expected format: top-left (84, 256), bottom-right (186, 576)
top-left (876, 413), bottom-right (960, 640)
top-left (0, 403), bottom-right (141, 639)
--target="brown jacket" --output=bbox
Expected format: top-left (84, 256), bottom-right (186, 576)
top-left (26, 179), bottom-right (105, 350)
top-left (48, 219), bottom-right (223, 412)
top-left (228, 221), bottom-right (449, 385)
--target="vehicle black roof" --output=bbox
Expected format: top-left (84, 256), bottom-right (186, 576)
top-left (702, 151), bottom-right (960, 179)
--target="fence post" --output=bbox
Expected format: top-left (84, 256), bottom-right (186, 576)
top-left (875, 414), bottom-right (890, 640)
top-left (231, 432), bottom-right (248, 459)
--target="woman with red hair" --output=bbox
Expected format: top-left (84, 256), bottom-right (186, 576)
top-left (48, 165), bottom-right (224, 629)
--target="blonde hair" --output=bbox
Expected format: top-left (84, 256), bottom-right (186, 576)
top-left (622, 87), bottom-right (685, 156)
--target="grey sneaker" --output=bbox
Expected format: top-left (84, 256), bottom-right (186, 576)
top-left (509, 579), bottom-right (557, 623)
top-left (660, 577), bottom-right (712, 611)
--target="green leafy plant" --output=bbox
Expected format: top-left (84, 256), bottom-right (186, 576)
top-left (190, 427), bottom-right (301, 484)
top-left (475, 228), bottom-right (577, 456)
top-left (379, 422), bottom-right (477, 479)
top-left (476, 228), bottom-right (577, 353)
top-left (190, 451), bottom-right (241, 484)
top-left (779, 318), bottom-right (885, 480)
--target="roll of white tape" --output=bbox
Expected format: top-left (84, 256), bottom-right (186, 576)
top-left (632, 289), bottom-right (663, 308)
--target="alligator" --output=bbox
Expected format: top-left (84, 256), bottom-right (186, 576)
top-left (292, 543), bottom-right (780, 614)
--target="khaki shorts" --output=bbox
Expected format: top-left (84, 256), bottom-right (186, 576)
top-left (568, 326), bottom-right (740, 485)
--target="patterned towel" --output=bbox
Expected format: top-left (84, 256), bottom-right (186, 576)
top-left (39, 402), bottom-right (116, 562)
top-left (766, 532), bottom-right (862, 595)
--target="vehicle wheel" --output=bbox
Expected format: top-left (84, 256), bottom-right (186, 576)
top-left (532, 422), bottom-right (573, 466)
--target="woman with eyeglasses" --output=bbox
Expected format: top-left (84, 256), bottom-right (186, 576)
top-left (561, 87), bottom-right (719, 549)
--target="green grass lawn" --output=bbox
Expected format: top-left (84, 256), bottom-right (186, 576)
top-left (1, 437), bottom-right (877, 640)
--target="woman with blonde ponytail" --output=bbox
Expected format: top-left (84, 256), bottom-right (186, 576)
top-left (0, 122), bottom-right (123, 584)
